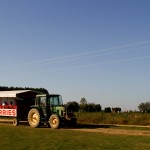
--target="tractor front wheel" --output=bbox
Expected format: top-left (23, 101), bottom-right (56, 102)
top-left (28, 108), bottom-right (40, 128)
top-left (49, 114), bottom-right (60, 129)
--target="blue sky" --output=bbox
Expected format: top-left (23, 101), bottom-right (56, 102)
top-left (0, 0), bottom-right (150, 110)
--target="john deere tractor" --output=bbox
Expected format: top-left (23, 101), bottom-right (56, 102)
top-left (28, 94), bottom-right (76, 129)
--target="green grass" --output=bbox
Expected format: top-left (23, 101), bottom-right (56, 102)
top-left (0, 123), bottom-right (150, 150)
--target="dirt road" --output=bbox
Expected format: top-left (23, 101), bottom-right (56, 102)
top-left (69, 124), bottom-right (150, 136)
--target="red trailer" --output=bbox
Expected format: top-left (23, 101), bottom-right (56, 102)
top-left (0, 90), bottom-right (40, 126)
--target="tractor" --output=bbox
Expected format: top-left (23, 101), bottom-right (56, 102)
top-left (28, 94), bottom-right (77, 129)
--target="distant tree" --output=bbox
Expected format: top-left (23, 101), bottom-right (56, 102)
top-left (79, 97), bottom-right (87, 112)
top-left (138, 102), bottom-right (150, 113)
top-left (87, 103), bottom-right (95, 112)
top-left (104, 107), bottom-right (111, 113)
top-left (66, 101), bottom-right (79, 112)
top-left (94, 104), bottom-right (102, 112)
top-left (80, 97), bottom-right (87, 105)
top-left (86, 103), bottom-right (102, 112)
top-left (79, 103), bottom-right (88, 112)
top-left (79, 97), bottom-right (102, 112)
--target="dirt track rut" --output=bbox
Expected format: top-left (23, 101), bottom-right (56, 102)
top-left (68, 124), bottom-right (150, 136)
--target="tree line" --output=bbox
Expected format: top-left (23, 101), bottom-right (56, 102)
top-left (2, 86), bottom-right (148, 113)
top-left (66, 97), bottom-right (122, 113)
top-left (67, 98), bottom-right (150, 113)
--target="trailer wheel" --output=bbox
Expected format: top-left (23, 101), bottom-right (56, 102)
top-left (12, 118), bottom-right (18, 126)
top-left (28, 108), bottom-right (40, 128)
top-left (49, 114), bottom-right (60, 129)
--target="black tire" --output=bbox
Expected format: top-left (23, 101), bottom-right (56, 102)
top-left (28, 108), bottom-right (40, 128)
top-left (49, 114), bottom-right (60, 129)
top-left (12, 118), bottom-right (18, 126)
top-left (72, 118), bottom-right (77, 128)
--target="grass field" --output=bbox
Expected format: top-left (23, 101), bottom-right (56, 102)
top-left (0, 123), bottom-right (150, 150)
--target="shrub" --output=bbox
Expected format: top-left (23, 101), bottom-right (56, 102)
top-left (75, 112), bottom-right (150, 125)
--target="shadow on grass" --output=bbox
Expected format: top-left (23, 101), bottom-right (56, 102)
top-left (72, 123), bottom-right (115, 129)
top-left (0, 120), bottom-right (116, 129)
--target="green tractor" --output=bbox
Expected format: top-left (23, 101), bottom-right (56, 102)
top-left (28, 94), bottom-right (77, 129)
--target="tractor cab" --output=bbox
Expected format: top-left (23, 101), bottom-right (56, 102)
top-left (34, 94), bottom-right (64, 117)
top-left (28, 94), bottom-right (77, 128)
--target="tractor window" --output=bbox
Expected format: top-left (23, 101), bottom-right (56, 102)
top-left (49, 96), bottom-right (63, 106)
top-left (40, 97), bottom-right (46, 107)
top-left (58, 95), bottom-right (63, 105)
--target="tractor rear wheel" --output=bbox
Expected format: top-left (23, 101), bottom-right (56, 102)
top-left (49, 114), bottom-right (60, 129)
top-left (28, 108), bottom-right (40, 128)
